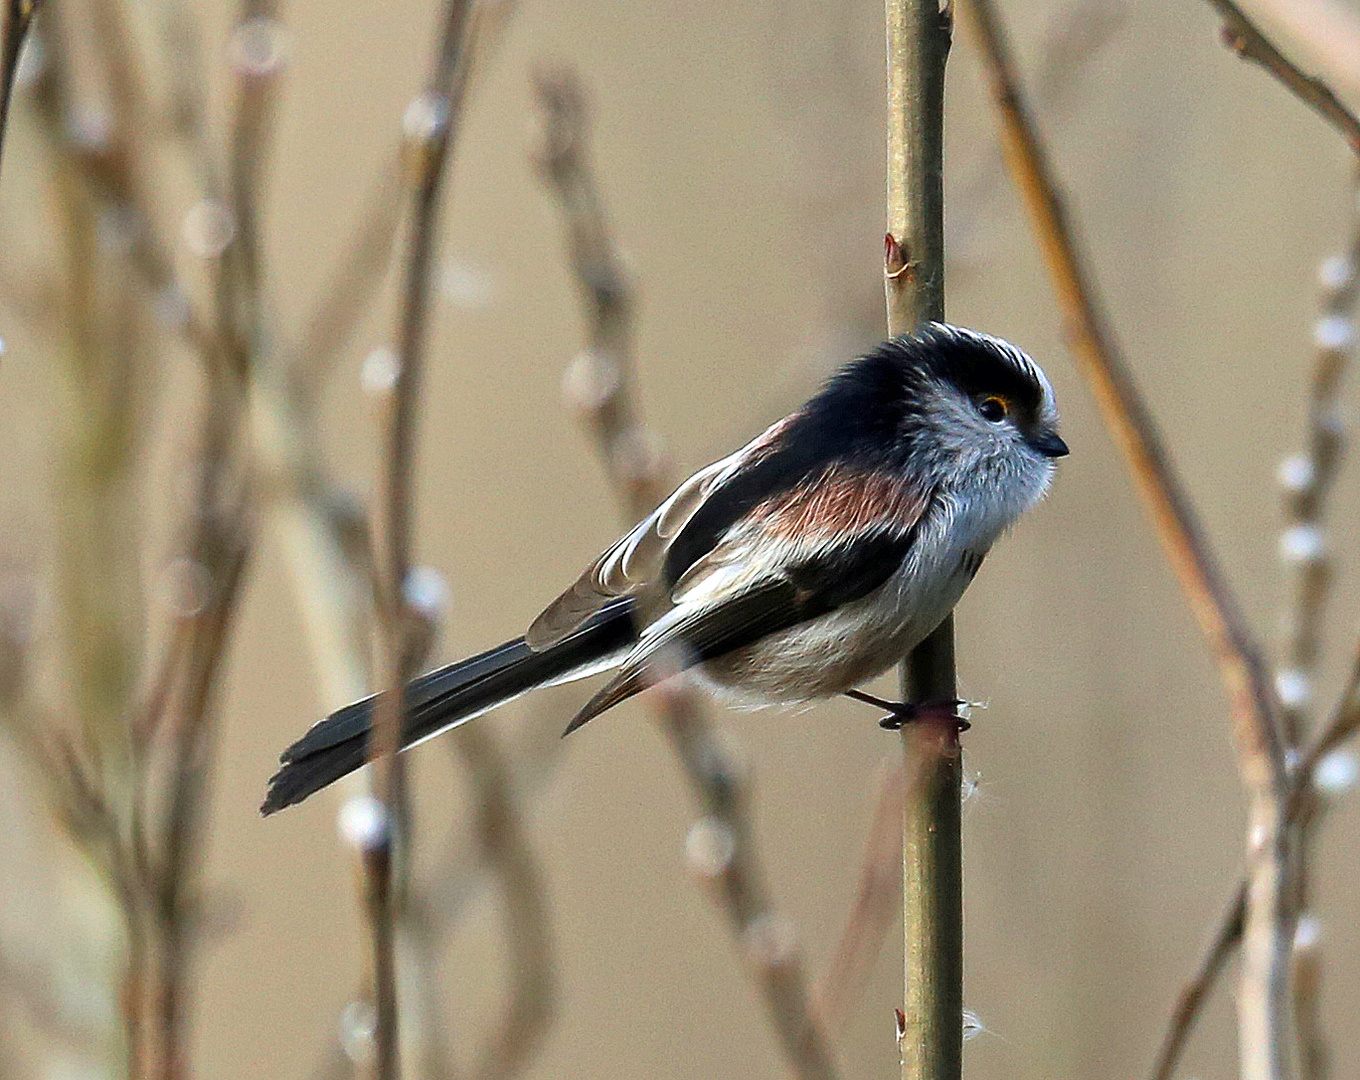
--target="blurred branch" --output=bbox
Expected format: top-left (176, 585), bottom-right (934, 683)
top-left (1149, 882), bottom-right (1247, 1080)
top-left (218, 7), bottom-right (286, 378)
top-left (533, 68), bottom-right (836, 1080)
top-left (284, 159), bottom-right (403, 402)
top-left (811, 756), bottom-right (904, 1043)
top-left (1276, 253), bottom-right (1353, 742)
top-left (1205, 0), bottom-right (1360, 153)
top-left (952, 0), bottom-right (1125, 253)
top-left (959, 0), bottom-right (1284, 789)
top-left (1251, 0), bottom-right (1360, 105)
top-left (1151, 638), bottom-right (1360, 1080)
top-left (0, 0), bottom-right (38, 174)
top-left (30, 6), bottom-right (221, 369)
top-left (1275, 190), bottom-right (1360, 1080)
top-left (149, 536), bottom-right (250, 1080)
top-left (958, 2), bottom-right (1292, 1078)
top-left (366, 1), bottom-right (476, 1076)
top-left (452, 727), bottom-right (555, 1080)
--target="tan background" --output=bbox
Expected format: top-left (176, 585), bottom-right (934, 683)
top-left (2, 0), bottom-right (1360, 1078)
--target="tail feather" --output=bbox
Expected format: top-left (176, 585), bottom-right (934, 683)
top-left (261, 601), bottom-right (635, 814)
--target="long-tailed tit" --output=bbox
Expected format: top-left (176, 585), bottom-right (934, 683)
top-left (262, 322), bottom-right (1067, 814)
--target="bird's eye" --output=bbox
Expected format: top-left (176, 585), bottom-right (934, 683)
top-left (978, 396), bottom-right (1008, 422)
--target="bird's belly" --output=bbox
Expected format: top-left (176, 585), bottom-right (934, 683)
top-left (700, 551), bottom-right (978, 702)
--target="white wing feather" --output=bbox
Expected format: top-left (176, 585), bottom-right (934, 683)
top-left (524, 418), bottom-right (792, 649)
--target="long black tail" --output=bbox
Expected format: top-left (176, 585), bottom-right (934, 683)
top-left (261, 602), bottom-right (635, 814)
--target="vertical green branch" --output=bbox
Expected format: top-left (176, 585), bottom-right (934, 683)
top-left (884, 3), bottom-right (959, 1080)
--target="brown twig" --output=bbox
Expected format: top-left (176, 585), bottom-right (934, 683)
top-left (218, 4), bottom-right (286, 378)
top-left (533, 69), bottom-right (837, 1080)
top-left (1205, 0), bottom-right (1360, 154)
top-left (958, 2), bottom-right (1292, 1078)
top-left (1275, 186), bottom-right (1360, 1080)
top-left (0, 0), bottom-right (38, 175)
top-left (885, 3), bottom-right (960, 1079)
top-left (1149, 882), bottom-right (1247, 1080)
top-left (1150, 638), bottom-right (1360, 1080)
top-left (1275, 250), bottom-right (1354, 741)
top-left (284, 159), bottom-right (403, 402)
top-left (811, 755), bottom-right (905, 1042)
top-left (452, 727), bottom-right (556, 1080)
top-left (366, 1), bottom-right (476, 1075)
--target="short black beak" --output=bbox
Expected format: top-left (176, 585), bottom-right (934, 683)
top-left (1030, 430), bottom-right (1069, 459)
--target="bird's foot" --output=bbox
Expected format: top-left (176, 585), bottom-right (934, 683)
top-left (843, 689), bottom-right (971, 734)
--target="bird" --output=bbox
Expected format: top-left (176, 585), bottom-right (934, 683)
top-left (261, 322), bottom-right (1067, 815)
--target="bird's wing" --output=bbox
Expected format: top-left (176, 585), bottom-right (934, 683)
top-left (525, 413), bottom-right (799, 649)
top-left (561, 518), bottom-right (925, 734)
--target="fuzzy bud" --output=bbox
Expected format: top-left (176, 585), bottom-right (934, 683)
top-left (337, 795), bottom-right (391, 852)
top-left (1313, 749), bottom-right (1357, 796)
top-left (742, 913), bottom-right (796, 969)
top-left (685, 817), bottom-right (735, 880)
top-left (1279, 524), bottom-right (1325, 565)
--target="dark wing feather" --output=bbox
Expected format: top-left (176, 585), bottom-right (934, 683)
top-left (561, 527), bottom-right (916, 734)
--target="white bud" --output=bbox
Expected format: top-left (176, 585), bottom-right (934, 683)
top-left (402, 92), bottom-right (448, 145)
top-left (338, 999), bottom-right (376, 1063)
top-left (1274, 669), bottom-right (1312, 711)
top-left (1279, 524), bottom-right (1325, 565)
top-left (230, 16), bottom-right (289, 79)
top-left (1319, 254), bottom-right (1354, 294)
top-left (361, 346), bottom-right (400, 396)
top-left (1278, 453), bottom-right (1315, 492)
top-left (182, 200), bottom-right (236, 259)
top-left (439, 260), bottom-right (496, 309)
top-left (1294, 913), bottom-right (1322, 952)
top-left (67, 106), bottom-right (111, 153)
top-left (161, 558), bottom-right (212, 618)
top-left (1314, 314), bottom-right (1353, 353)
top-left (685, 817), bottom-right (735, 880)
top-left (1313, 749), bottom-right (1357, 796)
top-left (338, 795), bottom-right (390, 851)
top-left (561, 351), bottom-right (621, 414)
top-left (742, 913), bottom-right (796, 968)
top-left (404, 565), bottom-right (449, 620)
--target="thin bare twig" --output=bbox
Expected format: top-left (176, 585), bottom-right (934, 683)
top-left (0, 0), bottom-right (39, 175)
top-left (284, 159), bottom-right (403, 402)
top-left (1205, 0), bottom-right (1360, 153)
top-left (1274, 185), bottom-right (1360, 1080)
top-left (367, 2), bottom-right (476, 1075)
top-left (452, 727), bottom-right (555, 1080)
top-left (1150, 636), bottom-right (1360, 1080)
top-left (885, 2), bottom-right (960, 1079)
top-left (958, 3), bottom-right (1292, 1078)
top-left (533, 69), bottom-right (836, 1080)
top-left (1275, 250), bottom-right (1354, 742)
top-left (811, 756), bottom-right (904, 1042)
top-left (1149, 882), bottom-right (1247, 1080)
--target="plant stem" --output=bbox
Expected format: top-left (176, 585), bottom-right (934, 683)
top-left (959, 1), bottom-right (1291, 1076)
top-left (885, 2), bottom-right (958, 1079)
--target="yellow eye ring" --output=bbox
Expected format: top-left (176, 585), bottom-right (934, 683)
top-left (978, 396), bottom-right (1008, 422)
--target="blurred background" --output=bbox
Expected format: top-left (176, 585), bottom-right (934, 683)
top-left (0, 0), bottom-right (1358, 1078)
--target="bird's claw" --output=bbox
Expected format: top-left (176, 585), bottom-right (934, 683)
top-left (876, 698), bottom-right (970, 733)
top-left (843, 689), bottom-right (971, 733)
